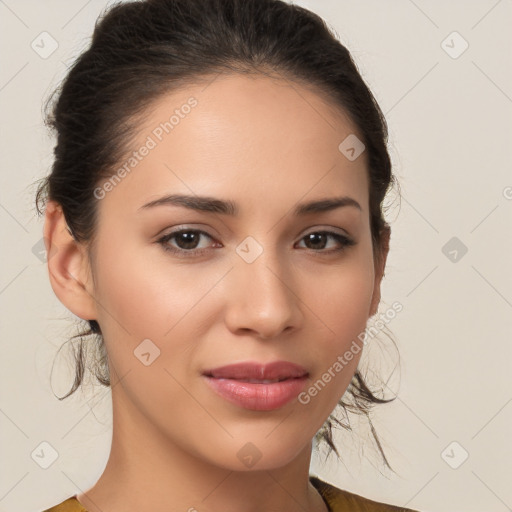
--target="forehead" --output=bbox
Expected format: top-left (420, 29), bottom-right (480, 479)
top-left (97, 72), bottom-right (369, 218)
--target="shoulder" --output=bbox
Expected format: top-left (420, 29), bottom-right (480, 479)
top-left (41, 497), bottom-right (87, 512)
top-left (310, 475), bottom-right (421, 512)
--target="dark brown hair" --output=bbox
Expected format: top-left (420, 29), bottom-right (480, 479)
top-left (34, 0), bottom-right (401, 470)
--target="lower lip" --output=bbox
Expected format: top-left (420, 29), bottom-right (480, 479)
top-left (203, 375), bottom-right (308, 411)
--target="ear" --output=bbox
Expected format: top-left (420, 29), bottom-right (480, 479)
top-left (368, 225), bottom-right (390, 318)
top-left (43, 200), bottom-right (98, 322)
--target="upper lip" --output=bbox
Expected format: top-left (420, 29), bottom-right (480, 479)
top-left (202, 361), bottom-right (308, 380)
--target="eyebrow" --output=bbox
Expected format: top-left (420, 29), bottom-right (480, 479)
top-left (138, 193), bottom-right (361, 216)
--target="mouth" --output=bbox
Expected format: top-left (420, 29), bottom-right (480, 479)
top-left (201, 360), bottom-right (309, 411)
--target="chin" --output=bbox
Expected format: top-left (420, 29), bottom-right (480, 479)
top-left (197, 434), bottom-right (311, 472)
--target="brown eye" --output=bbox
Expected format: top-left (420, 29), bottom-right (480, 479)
top-left (297, 231), bottom-right (355, 253)
top-left (157, 229), bottom-right (217, 256)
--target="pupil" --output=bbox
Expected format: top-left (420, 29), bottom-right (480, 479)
top-left (307, 233), bottom-right (325, 249)
top-left (178, 232), bottom-right (198, 249)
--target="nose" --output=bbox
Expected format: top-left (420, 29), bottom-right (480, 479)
top-left (224, 248), bottom-right (304, 340)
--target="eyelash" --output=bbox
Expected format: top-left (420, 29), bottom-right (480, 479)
top-left (156, 228), bottom-right (356, 258)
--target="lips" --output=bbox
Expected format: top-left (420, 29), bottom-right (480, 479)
top-left (201, 360), bottom-right (309, 411)
top-left (202, 360), bottom-right (308, 381)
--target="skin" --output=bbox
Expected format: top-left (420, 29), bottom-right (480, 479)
top-left (44, 72), bottom-right (389, 512)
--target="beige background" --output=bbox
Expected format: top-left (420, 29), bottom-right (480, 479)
top-left (1, 1), bottom-right (511, 511)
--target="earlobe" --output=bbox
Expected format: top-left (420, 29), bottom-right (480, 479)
top-left (43, 200), bottom-right (97, 321)
top-left (368, 225), bottom-right (391, 318)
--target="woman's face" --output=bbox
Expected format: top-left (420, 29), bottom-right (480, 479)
top-left (70, 73), bottom-right (387, 470)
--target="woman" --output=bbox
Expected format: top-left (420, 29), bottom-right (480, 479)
top-left (36, 0), bottom-right (418, 510)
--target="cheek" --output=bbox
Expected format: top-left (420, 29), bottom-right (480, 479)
top-left (309, 256), bottom-right (375, 341)
top-left (304, 256), bottom-right (375, 393)
top-left (92, 235), bottom-right (200, 334)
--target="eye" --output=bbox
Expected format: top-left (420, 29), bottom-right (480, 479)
top-left (157, 229), bottom-right (218, 257)
top-left (296, 231), bottom-right (355, 254)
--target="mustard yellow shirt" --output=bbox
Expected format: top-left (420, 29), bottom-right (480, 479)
top-left (41, 475), bottom-right (420, 512)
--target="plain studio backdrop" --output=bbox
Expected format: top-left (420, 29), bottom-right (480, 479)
top-left (1, 1), bottom-right (511, 511)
